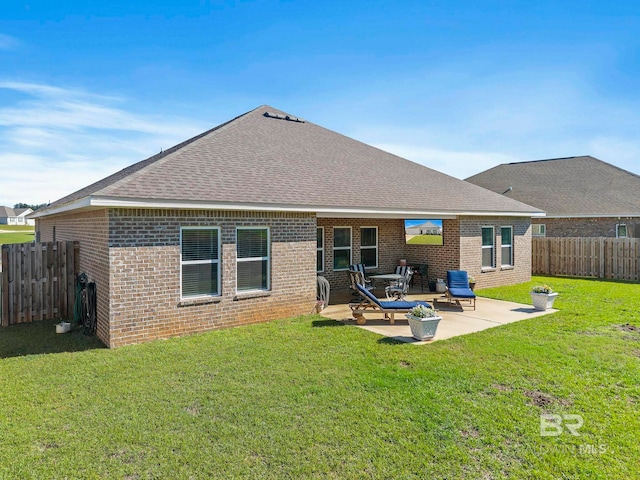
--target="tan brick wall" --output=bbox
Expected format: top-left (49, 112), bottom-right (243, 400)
top-left (35, 210), bottom-right (111, 345)
top-left (533, 217), bottom-right (640, 238)
top-left (107, 209), bottom-right (317, 348)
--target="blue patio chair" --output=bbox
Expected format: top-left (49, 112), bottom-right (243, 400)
top-left (349, 283), bottom-right (433, 325)
top-left (445, 270), bottom-right (476, 310)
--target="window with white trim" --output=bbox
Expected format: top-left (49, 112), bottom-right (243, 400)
top-left (482, 226), bottom-right (495, 269)
top-left (317, 227), bottom-right (324, 272)
top-left (532, 224), bottom-right (546, 237)
top-left (333, 227), bottom-right (352, 271)
top-left (237, 227), bottom-right (270, 292)
top-left (181, 227), bottom-right (220, 298)
top-left (501, 226), bottom-right (513, 266)
top-left (616, 224), bottom-right (628, 238)
top-left (360, 226), bottom-right (378, 269)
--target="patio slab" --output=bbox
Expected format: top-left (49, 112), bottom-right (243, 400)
top-left (320, 291), bottom-right (557, 344)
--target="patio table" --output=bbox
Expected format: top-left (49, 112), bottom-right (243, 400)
top-left (369, 273), bottom-right (403, 288)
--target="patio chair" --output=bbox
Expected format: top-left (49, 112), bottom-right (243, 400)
top-left (347, 269), bottom-right (374, 297)
top-left (445, 270), bottom-right (476, 310)
top-left (349, 263), bottom-right (373, 287)
top-left (316, 275), bottom-right (330, 311)
top-left (385, 268), bottom-right (414, 300)
top-left (349, 283), bottom-right (433, 325)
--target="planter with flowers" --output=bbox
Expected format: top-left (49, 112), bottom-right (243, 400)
top-left (530, 285), bottom-right (558, 311)
top-left (405, 304), bottom-right (442, 341)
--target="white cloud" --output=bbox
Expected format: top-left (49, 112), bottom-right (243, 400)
top-left (0, 82), bottom-right (206, 206)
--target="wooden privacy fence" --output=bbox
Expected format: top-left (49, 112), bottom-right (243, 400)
top-left (1, 241), bottom-right (79, 326)
top-left (532, 237), bottom-right (640, 281)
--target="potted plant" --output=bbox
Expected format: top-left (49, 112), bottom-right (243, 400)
top-left (56, 321), bottom-right (71, 334)
top-left (530, 284), bottom-right (558, 311)
top-left (468, 275), bottom-right (476, 291)
top-left (405, 304), bottom-right (442, 341)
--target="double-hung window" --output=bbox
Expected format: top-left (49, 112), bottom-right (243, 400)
top-left (333, 227), bottom-right (352, 271)
top-left (532, 224), bottom-right (546, 237)
top-left (317, 227), bottom-right (324, 272)
top-left (501, 226), bottom-right (513, 267)
top-left (360, 227), bottom-right (378, 269)
top-left (181, 227), bottom-right (220, 298)
top-left (616, 224), bottom-right (628, 238)
top-left (237, 227), bottom-right (270, 292)
top-left (481, 226), bottom-right (495, 269)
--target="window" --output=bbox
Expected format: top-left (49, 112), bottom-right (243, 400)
top-left (360, 227), bottom-right (378, 268)
top-left (481, 226), bottom-right (495, 269)
top-left (532, 224), bottom-right (546, 237)
top-left (317, 227), bottom-right (324, 272)
top-left (501, 226), bottom-right (513, 266)
top-left (616, 224), bottom-right (628, 238)
top-left (181, 227), bottom-right (220, 298)
top-left (237, 227), bottom-right (270, 292)
top-left (333, 227), bottom-right (352, 271)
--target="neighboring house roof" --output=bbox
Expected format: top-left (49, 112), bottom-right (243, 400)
top-left (15, 208), bottom-right (33, 217)
top-left (465, 156), bottom-right (640, 218)
top-left (34, 105), bottom-right (542, 219)
top-left (0, 206), bottom-right (15, 218)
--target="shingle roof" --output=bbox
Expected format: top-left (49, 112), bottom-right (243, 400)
top-left (0, 206), bottom-right (16, 217)
top-left (36, 105), bottom-right (541, 218)
top-left (465, 156), bottom-right (640, 217)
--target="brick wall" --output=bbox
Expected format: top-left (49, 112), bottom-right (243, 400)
top-left (107, 209), bottom-right (317, 347)
top-left (534, 217), bottom-right (640, 238)
top-left (35, 210), bottom-right (111, 345)
top-left (316, 218), bottom-right (406, 289)
top-left (459, 216), bottom-right (531, 289)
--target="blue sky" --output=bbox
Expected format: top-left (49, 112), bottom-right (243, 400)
top-left (1, 1), bottom-right (639, 206)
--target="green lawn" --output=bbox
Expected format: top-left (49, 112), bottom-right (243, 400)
top-left (0, 225), bottom-right (35, 245)
top-left (407, 234), bottom-right (443, 245)
top-left (0, 276), bottom-right (638, 478)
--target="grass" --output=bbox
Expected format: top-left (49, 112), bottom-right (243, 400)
top-left (0, 225), bottom-right (35, 245)
top-left (0, 276), bottom-right (639, 478)
top-left (407, 234), bottom-right (443, 245)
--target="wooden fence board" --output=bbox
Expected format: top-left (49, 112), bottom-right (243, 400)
top-left (533, 237), bottom-right (640, 281)
top-left (0, 241), bottom-right (79, 327)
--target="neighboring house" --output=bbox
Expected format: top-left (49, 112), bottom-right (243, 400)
top-left (32, 105), bottom-right (543, 348)
top-left (406, 221), bottom-right (442, 235)
top-left (0, 206), bottom-right (35, 226)
top-left (466, 156), bottom-right (640, 238)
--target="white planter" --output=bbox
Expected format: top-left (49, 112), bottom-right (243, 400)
top-left (530, 292), bottom-right (558, 311)
top-left (56, 322), bottom-right (71, 334)
top-left (406, 314), bottom-right (442, 341)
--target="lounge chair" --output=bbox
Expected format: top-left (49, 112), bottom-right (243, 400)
top-left (445, 270), bottom-right (476, 310)
top-left (349, 283), bottom-right (433, 325)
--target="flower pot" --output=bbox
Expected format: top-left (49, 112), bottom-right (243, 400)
top-left (530, 292), bottom-right (558, 311)
top-left (56, 322), bottom-right (71, 334)
top-left (406, 314), bottom-right (442, 341)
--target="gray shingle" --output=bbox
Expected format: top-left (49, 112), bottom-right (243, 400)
top-left (39, 105), bottom-right (540, 216)
top-left (465, 156), bottom-right (640, 217)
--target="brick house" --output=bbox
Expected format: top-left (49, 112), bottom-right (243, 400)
top-left (466, 156), bottom-right (640, 238)
top-left (32, 105), bottom-right (542, 348)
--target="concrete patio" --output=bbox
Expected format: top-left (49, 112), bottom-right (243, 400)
top-left (320, 289), bottom-right (558, 344)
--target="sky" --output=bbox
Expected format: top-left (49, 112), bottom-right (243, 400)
top-left (1, 1), bottom-right (639, 207)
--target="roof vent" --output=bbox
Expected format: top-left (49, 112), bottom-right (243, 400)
top-left (264, 111), bottom-right (305, 123)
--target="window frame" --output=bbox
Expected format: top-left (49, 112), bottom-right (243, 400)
top-left (180, 226), bottom-right (221, 299)
top-left (360, 226), bottom-right (378, 269)
top-left (317, 227), bottom-right (324, 273)
top-left (236, 226), bottom-right (271, 293)
top-left (616, 224), bottom-right (628, 238)
top-left (481, 226), bottom-right (495, 270)
top-left (532, 224), bottom-right (546, 237)
top-left (501, 225), bottom-right (514, 267)
top-left (333, 226), bottom-right (352, 271)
